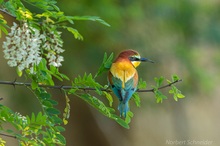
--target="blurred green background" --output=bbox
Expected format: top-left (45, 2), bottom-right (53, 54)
top-left (1, 0), bottom-right (220, 146)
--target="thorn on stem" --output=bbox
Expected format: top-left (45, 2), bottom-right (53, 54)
top-left (12, 78), bottom-right (17, 89)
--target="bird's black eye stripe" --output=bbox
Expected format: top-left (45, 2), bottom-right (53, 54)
top-left (129, 57), bottom-right (140, 61)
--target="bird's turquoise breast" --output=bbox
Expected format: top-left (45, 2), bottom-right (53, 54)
top-left (111, 75), bottom-right (137, 102)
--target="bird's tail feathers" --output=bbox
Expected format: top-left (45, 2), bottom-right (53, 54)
top-left (118, 102), bottom-right (129, 117)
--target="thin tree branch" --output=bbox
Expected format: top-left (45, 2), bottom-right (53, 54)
top-left (0, 79), bottom-right (182, 93)
top-left (0, 8), bottom-right (16, 18)
top-left (0, 80), bottom-right (109, 91)
top-left (137, 79), bottom-right (183, 92)
top-left (0, 133), bottom-right (16, 139)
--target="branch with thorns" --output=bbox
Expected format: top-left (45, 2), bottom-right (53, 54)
top-left (0, 8), bottom-right (16, 18)
top-left (0, 133), bottom-right (17, 139)
top-left (0, 79), bottom-right (182, 96)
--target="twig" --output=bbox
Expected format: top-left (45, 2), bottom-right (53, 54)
top-left (0, 80), bottom-right (108, 91)
top-left (0, 8), bottom-right (16, 18)
top-left (137, 79), bottom-right (183, 92)
top-left (0, 133), bottom-right (16, 139)
top-left (0, 79), bottom-right (182, 93)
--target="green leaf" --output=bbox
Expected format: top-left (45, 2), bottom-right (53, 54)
top-left (48, 99), bottom-right (58, 105)
top-left (103, 91), bottom-right (113, 107)
top-left (69, 88), bottom-right (78, 94)
top-left (31, 113), bottom-right (36, 123)
top-left (22, 0), bottom-right (57, 11)
top-left (177, 93), bottom-right (185, 98)
top-left (169, 89), bottom-right (174, 94)
top-left (57, 15), bottom-right (74, 24)
top-left (42, 100), bottom-right (53, 108)
top-left (0, 18), bottom-right (9, 37)
top-left (4, 1), bottom-right (17, 16)
top-left (173, 95), bottom-right (178, 101)
top-left (16, 67), bottom-right (23, 77)
top-left (46, 108), bottom-right (60, 115)
top-left (154, 89), bottom-right (167, 103)
top-left (172, 74), bottom-right (180, 82)
top-left (62, 26), bottom-right (83, 40)
top-left (6, 129), bottom-right (14, 134)
top-left (169, 85), bottom-right (185, 101)
top-left (132, 93), bottom-right (141, 107)
top-left (30, 59), bottom-right (55, 86)
top-left (71, 16), bottom-right (110, 27)
top-left (36, 112), bottom-right (46, 123)
top-left (111, 114), bottom-right (130, 129)
top-left (56, 134), bottom-right (66, 145)
top-left (104, 52), bottom-right (114, 69)
top-left (38, 59), bottom-right (47, 70)
top-left (49, 65), bottom-right (69, 81)
top-left (55, 126), bottom-right (65, 132)
top-left (59, 73), bottom-right (70, 81)
top-left (138, 78), bottom-right (147, 89)
top-left (40, 93), bottom-right (51, 100)
top-left (125, 111), bottom-right (133, 124)
top-left (72, 73), bottom-right (103, 91)
top-left (80, 94), bottom-right (111, 117)
top-left (0, 24), bottom-right (8, 34)
top-left (51, 116), bottom-right (63, 125)
top-left (31, 80), bottom-right (38, 89)
top-left (154, 76), bottom-right (164, 87)
top-left (95, 52), bottom-right (114, 77)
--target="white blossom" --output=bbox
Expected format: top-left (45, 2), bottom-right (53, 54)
top-left (42, 28), bottom-right (64, 67)
top-left (2, 22), bottom-right (45, 74)
top-left (2, 22), bottom-right (65, 75)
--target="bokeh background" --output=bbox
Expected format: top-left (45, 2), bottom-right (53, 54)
top-left (1, 0), bottom-right (220, 146)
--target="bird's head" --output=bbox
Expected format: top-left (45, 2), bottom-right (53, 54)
top-left (117, 50), bottom-right (154, 68)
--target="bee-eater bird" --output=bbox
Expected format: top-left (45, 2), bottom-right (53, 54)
top-left (108, 50), bottom-right (154, 117)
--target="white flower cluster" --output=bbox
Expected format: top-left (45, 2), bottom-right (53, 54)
top-left (14, 112), bottom-right (27, 124)
top-left (2, 22), bottom-right (64, 74)
top-left (2, 22), bottom-right (43, 73)
top-left (42, 29), bottom-right (64, 67)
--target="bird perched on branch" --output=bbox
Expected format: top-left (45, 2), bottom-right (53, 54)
top-left (108, 50), bottom-right (154, 117)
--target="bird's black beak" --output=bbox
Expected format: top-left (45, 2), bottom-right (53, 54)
top-left (140, 58), bottom-right (154, 63)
